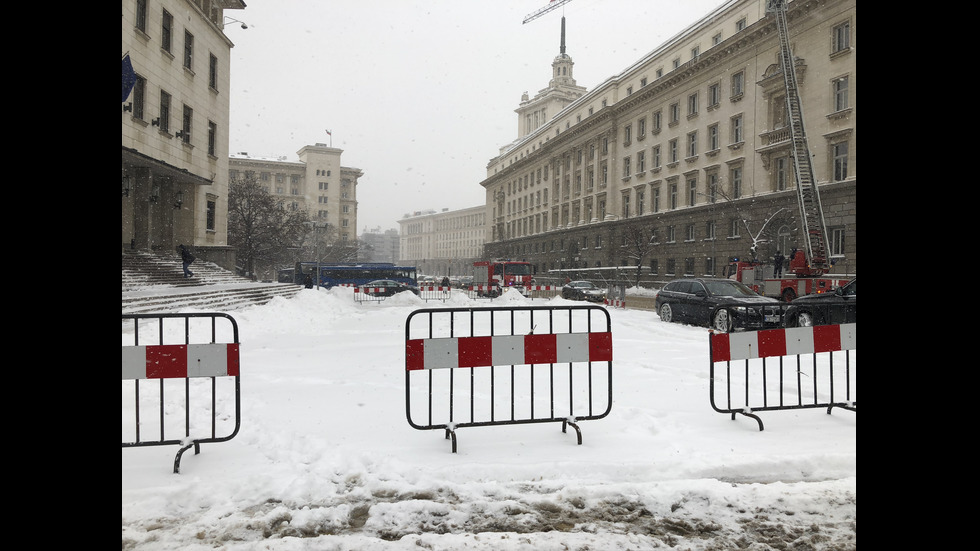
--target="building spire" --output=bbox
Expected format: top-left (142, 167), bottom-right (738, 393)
top-left (560, 16), bottom-right (566, 55)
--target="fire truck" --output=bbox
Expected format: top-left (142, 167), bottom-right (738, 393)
top-left (726, 1), bottom-right (849, 302)
top-left (473, 260), bottom-right (534, 297)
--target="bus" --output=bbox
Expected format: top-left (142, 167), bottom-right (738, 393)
top-left (278, 262), bottom-right (417, 288)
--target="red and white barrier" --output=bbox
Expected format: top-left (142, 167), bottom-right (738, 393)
top-left (604, 298), bottom-right (626, 308)
top-left (710, 323), bottom-right (856, 362)
top-left (121, 343), bottom-right (240, 379)
top-left (418, 286), bottom-right (453, 292)
top-left (406, 332), bottom-right (613, 370)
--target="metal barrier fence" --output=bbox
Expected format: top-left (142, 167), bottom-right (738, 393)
top-left (709, 323), bottom-right (856, 431)
top-left (405, 305), bottom-right (613, 452)
top-left (463, 284), bottom-right (561, 301)
top-left (122, 313), bottom-right (241, 473)
top-left (419, 286), bottom-right (454, 302)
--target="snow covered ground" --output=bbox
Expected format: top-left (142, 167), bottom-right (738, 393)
top-left (122, 287), bottom-right (856, 550)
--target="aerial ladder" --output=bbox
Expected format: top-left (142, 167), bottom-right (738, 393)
top-left (767, 0), bottom-right (829, 276)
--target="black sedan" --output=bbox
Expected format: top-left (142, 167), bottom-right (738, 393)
top-left (784, 277), bottom-right (856, 327)
top-left (655, 277), bottom-right (781, 332)
top-left (362, 279), bottom-right (420, 297)
top-left (561, 280), bottom-right (607, 302)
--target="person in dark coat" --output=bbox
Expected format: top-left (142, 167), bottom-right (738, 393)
top-left (304, 273), bottom-right (314, 289)
top-left (177, 244), bottom-right (195, 278)
top-left (773, 251), bottom-right (785, 278)
top-left (441, 276), bottom-right (450, 288)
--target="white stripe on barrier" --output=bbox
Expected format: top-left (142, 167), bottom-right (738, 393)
top-left (711, 323), bottom-right (855, 362)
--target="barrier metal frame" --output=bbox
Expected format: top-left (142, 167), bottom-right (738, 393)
top-left (709, 323), bottom-right (856, 431)
top-left (122, 312), bottom-right (241, 473)
top-left (405, 305), bottom-right (613, 452)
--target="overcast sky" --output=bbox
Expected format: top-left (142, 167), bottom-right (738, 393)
top-left (225, 0), bottom-right (726, 232)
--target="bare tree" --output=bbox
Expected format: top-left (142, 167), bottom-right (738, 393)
top-left (620, 223), bottom-right (654, 285)
top-left (228, 172), bottom-right (311, 279)
top-left (711, 185), bottom-right (786, 262)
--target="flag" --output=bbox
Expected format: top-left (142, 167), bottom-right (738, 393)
top-left (325, 129), bottom-right (332, 136)
top-left (122, 53), bottom-right (136, 102)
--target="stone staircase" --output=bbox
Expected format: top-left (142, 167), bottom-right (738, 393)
top-left (122, 250), bottom-right (303, 314)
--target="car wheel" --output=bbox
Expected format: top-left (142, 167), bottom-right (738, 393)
top-left (782, 288), bottom-right (797, 302)
top-left (797, 311), bottom-right (815, 327)
top-left (713, 309), bottom-right (733, 333)
top-left (659, 303), bottom-right (673, 323)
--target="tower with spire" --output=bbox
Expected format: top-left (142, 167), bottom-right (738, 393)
top-left (515, 15), bottom-right (588, 139)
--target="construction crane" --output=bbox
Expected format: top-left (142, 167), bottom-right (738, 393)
top-left (523, 0), bottom-right (574, 24)
top-left (767, 0), bottom-right (829, 275)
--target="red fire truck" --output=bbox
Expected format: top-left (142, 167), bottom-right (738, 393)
top-left (725, 252), bottom-right (849, 302)
top-left (473, 260), bottom-right (533, 297)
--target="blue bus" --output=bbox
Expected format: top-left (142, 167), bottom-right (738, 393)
top-left (278, 262), bottom-right (417, 288)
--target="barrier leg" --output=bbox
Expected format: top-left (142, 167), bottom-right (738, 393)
top-left (562, 419), bottom-right (583, 445)
top-left (444, 427), bottom-right (457, 453)
top-left (731, 410), bottom-right (765, 432)
top-left (173, 440), bottom-right (201, 474)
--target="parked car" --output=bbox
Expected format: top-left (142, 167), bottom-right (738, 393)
top-left (784, 277), bottom-right (856, 327)
top-left (455, 276), bottom-right (474, 289)
top-left (363, 279), bottom-right (420, 297)
top-left (561, 280), bottom-right (607, 302)
top-left (655, 277), bottom-right (781, 332)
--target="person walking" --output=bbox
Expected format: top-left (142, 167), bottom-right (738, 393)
top-left (773, 251), bottom-right (785, 278)
top-left (177, 244), bottom-right (195, 278)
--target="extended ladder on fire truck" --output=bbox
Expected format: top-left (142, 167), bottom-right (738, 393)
top-left (767, 0), bottom-right (829, 274)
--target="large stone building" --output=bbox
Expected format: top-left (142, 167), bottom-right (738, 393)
top-left (228, 144), bottom-right (363, 245)
top-left (480, 0), bottom-right (856, 282)
top-left (398, 206), bottom-right (487, 277)
top-left (122, 0), bottom-right (246, 270)
top-left (358, 227), bottom-right (400, 264)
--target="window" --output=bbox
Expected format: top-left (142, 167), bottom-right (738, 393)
top-left (180, 105), bottom-right (192, 143)
top-left (132, 75), bottom-right (146, 120)
top-left (688, 92), bottom-right (699, 117)
top-left (206, 199), bottom-right (216, 231)
top-left (668, 139), bottom-right (678, 163)
top-left (652, 110), bottom-right (662, 133)
top-left (833, 141), bottom-right (848, 181)
top-left (730, 166), bottom-right (742, 198)
top-left (669, 102), bottom-right (680, 125)
top-left (624, 124), bottom-right (632, 144)
top-left (687, 131), bottom-right (698, 158)
top-left (832, 21), bottom-right (851, 53)
top-left (707, 172), bottom-right (718, 202)
top-left (731, 114), bottom-right (744, 144)
top-left (686, 224), bottom-right (695, 242)
top-left (708, 124), bottom-right (719, 151)
top-left (622, 193), bottom-right (630, 218)
top-left (207, 120), bottom-right (216, 156)
top-left (653, 145), bottom-right (661, 168)
top-left (833, 76), bottom-right (849, 112)
top-left (712, 32), bottom-right (722, 46)
top-left (688, 178), bottom-right (697, 206)
top-left (706, 220), bottom-right (716, 240)
top-left (708, 83), bottom-right (721, 108)
top-left (209, 54), bottom-right (218, 90)
top-left (731, 70), bottom-right (745, 98)
top-left (623, 156), bottom-right (631, 178)
top-left (183, 30), bottom-right (194, 71)
top-left (775, 157), bottom-right (789, 191)
top-left (638, 117), bottom-right (646, 137)
top-left (159, 90), bottom-right (171, 133)
top-left (736, 17), bottom-right (746, 31)
top-left (831, 228), bottom-right (846, 257)
top-left (637, 188), bottom-right (645, 215)
top-left (161, 10), bottom-right (173, 53)
top-left (653, 187), bottom-right (661, 212)
top-left (666, 225), bottom-right (676, 243)
top-left (669, 182), bottom-right (678, 209)
top-left (136, 0), bottom-right (147, 33)
top-left (637, 150), bottom-right (646, 173)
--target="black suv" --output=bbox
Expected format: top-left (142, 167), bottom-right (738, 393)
top-left (655, 277), bottom-right (781, 332)
top-left (784, 277), bottom-right (856, 327)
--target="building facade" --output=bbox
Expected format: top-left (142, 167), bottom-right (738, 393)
top-left (398, 206), bottom-right (487, 277)
top-left (481, 0), bottom-right (856, 282)
top-left (228, 143), bottom-right (363, 245)
top-left (358, 227), bottom-right (400, 264)
top-left (122, 0), bottom-right (246, 270)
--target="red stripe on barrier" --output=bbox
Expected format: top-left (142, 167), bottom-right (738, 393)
top-left (813, 325), bottom-right (841, 353)
top-left (757, 328), bottom-right (786, 358)
top-left (226, 343), bottom-right (240, 376)
top-left (146, 344), bottom-right (187, 378)
top-left (711, 332), bottom-right (731, 363)
top-left (406, 339), bottom-right (425, 371)
top-left (459, 336), bottom-right (493, 368)
top-left (524, 333), bottom-right (557, 364)
top-left (589, 332), bottom-right (613, 361)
